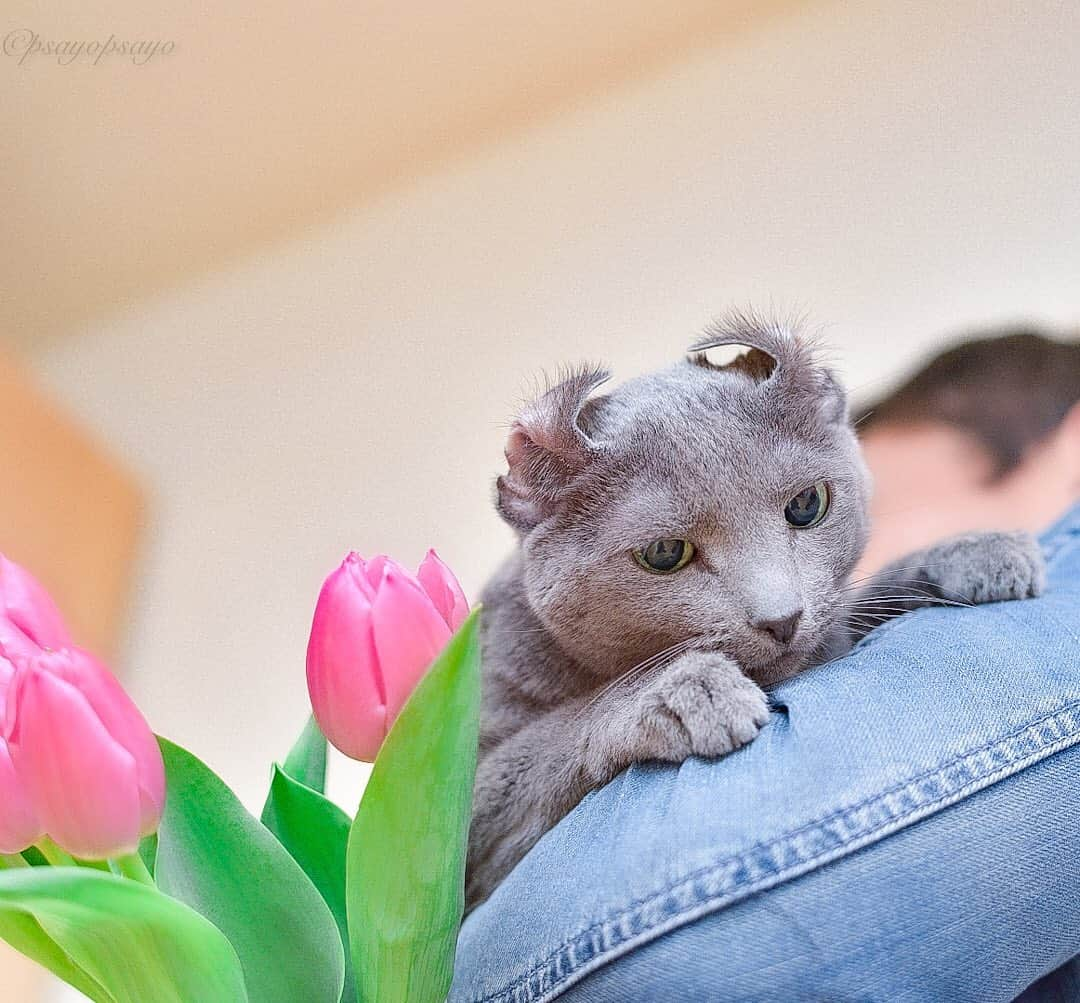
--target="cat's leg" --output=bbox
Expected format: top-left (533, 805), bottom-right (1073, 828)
top-left (467, 699), bottom-right (595, 910)
top-left (467, 650), bottom-right (769, 910)
top-left (846, 530), bottom-right (1046, 642)
top-left (582, 649), bottom-right (770, 780)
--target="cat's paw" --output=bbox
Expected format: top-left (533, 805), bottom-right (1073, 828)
top-left (930, 530), bottom-right (1046, 605)
top-left (633, 651), bottom-right (770, 761)
top-left (582, 651), bottom-right (770, 785)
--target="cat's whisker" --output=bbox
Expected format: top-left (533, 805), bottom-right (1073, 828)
top-left (842, 563), bottom-right (956, 589)
top-left (839, 612), bottom-right (903, 629)
top-left (838, 605), bottom-right (925, 617)
top-left (576, 651), bottom-right (675, 716)
top-left (837, 607), bottom-right (894, 620)
top-left (880, 579), bottom-right (978, 605)
top-left (610, 638), bottom-right (698, 686)
top-left (872, 588), bottom-right (975, 607)
top-left (840, 620), bottom-right (886, 634)
top-left (844, 582), bottom-right (977, 611)
top-left (574, 638), bottom-right (698, 720)
top-left (837, 620), bottom-right (886, 637)
top-left (484, 626), bottom-right (551, 635)
top-left (841, 592), bottom-right (968, 606)
top-left (839, 611), bottom-right (905, 624)
top-left (841, 581), bottom-right (977, 607)
top-left (576, 663), bottom-right (660, 720)
top-left (838, 611), bottom-right (885, 624)
top-left (840, 609), bottom-right (958, 622)
top-left (841, 594), bottom-right (974, 610)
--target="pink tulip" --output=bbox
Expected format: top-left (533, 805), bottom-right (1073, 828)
top-left (0, 554), bottom-right (72, 663)
top-left (4, 647), bottom-right (165, 860)
top-left (0, 554), bottom-right (71, 855)
top-left (0, 652), bottom-right (12, 698)
top-left (0, 733), bottom-right (41, 854)
top-left (0, 649), bottom-right (41, 854)
top-left (306, 550), bottom-right (469, 762)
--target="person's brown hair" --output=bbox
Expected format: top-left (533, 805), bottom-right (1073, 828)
top-left (856, 327), bottom-right (1080, 476)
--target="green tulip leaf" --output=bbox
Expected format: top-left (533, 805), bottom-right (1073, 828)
top-left (0, 888), bottom-right (112, 1002)
top-left (19, 846), bottom-right (48, 867)
top-left (282, 714), bottom-right (328, 794)
top-left (262, 765), bottom-right (354, 1003)
top-left (155, 737), bottom-right (345, 1003)
top-left (138, 833), bottom-right (158, 877)
top-left (347, 607), bottom-right (483, 1003)
top-left (0, 866), bottom-right (247, 1003)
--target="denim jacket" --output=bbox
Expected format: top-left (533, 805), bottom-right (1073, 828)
top-left (453, 504), bottom-right (1080, 1002)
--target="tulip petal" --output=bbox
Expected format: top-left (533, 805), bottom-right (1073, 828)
top-left (0, 736), bottom-right (42, 853)
top-left (342, 552), bottom-right (377, 601)
top-left (38, 649), bottom-right (165, 837)
top-left (417, 550), bottom-right (470, 631)
top-left (371, 567), bottom-right (451, 727)
top-left (0, 556), bottom-right (71, 652)
top-left (362, 555), bottom-right (413, 593)
top-left (0, 653), bottom-right (12, 701)
top-left (306, 562), bottom-right (386, 762)
top-left (0, 616), bottom-right (39, 667)
top-left (10, 666), bottom-right (142, 859)
top-left (1, 653), bottom-right (14, 742)
top-left (360, 554), bottom-right (388, 592)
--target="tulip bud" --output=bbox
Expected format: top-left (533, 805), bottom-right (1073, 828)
top-left (0, 740), bottom-right (41, 854)
top-left (0, 680), bottom-right (41, 851)
top-left (0, 555), bottom-right (72, 659)
top-left (416, 549), bottom-right (470, 632)
top-left (0, 555), bottom-right (69, 855)
top-left (306, 551), bottom-right (469, 762)
top-left (5, 648), bottom-right (165, 860)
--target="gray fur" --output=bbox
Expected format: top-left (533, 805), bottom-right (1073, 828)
top-left (466, 312), bottom-right (1046, 910)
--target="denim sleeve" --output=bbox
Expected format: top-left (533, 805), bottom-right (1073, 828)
top-left (452, 505), bottom-right (1080, 1003)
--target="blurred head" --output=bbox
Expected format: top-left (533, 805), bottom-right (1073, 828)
top-left (857, 328), bottom-right (1080, 573)
top-left (497, 317), bottom-right (871, 686)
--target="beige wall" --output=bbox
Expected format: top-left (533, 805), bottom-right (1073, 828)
top-left (30, 0), bottom-right (1080, 813)
top-left (0, 0), bottom-right (789, 351)
top-left (7, 0), bottom-right (1080, 998)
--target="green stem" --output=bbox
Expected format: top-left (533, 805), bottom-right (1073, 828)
top-left (0, 853), bottom-right (30, 870)
top-left (111, 852), bottom-right (155, 886)
top-left (36, 838), bottom-right (77, 867)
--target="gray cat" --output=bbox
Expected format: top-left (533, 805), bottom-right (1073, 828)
top-left (466, 313), bottom-right (1045, 911)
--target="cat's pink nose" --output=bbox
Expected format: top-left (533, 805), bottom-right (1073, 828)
top-left (751, 609), bottom-right (803, 646)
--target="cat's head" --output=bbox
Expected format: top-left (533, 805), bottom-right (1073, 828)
top-left (496, 312), bottom-right (871, 686)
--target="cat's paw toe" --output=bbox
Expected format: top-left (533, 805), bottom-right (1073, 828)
top-left (941, 530), bottom-right (1046, 605)
top-left (639, 655), bottom-right (770, 759)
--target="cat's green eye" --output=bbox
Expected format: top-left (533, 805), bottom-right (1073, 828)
top-left (632, 538), bottom-right (696, 575)
top-left (784, 481), bottom-right (830, 528)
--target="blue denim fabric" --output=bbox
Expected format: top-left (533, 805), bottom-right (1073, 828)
top-left (452, 505), bottom-right (1080, 1002)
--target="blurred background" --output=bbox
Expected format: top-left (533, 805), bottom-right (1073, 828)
top-left (2, 0), bottom-right (1078, 996)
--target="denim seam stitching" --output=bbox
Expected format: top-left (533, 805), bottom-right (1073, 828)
top-left (475, 699), bottom-right (1080, 1003)
top-left (703, 699), bottom-right (1078, 853)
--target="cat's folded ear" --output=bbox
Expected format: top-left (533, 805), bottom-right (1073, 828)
top-left (497, 365), bottom-right (611, 531)
top-left (689, 310), bottom-right (848, 424)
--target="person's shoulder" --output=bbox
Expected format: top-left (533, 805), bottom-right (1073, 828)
top-left (451, 504), bottom-right (1080, 1003)
top-left (1043, 501), bottom-right (1080, 566)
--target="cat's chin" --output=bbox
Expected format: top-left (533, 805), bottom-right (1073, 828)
top-left (743, 649), bottom-right (814, 689)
